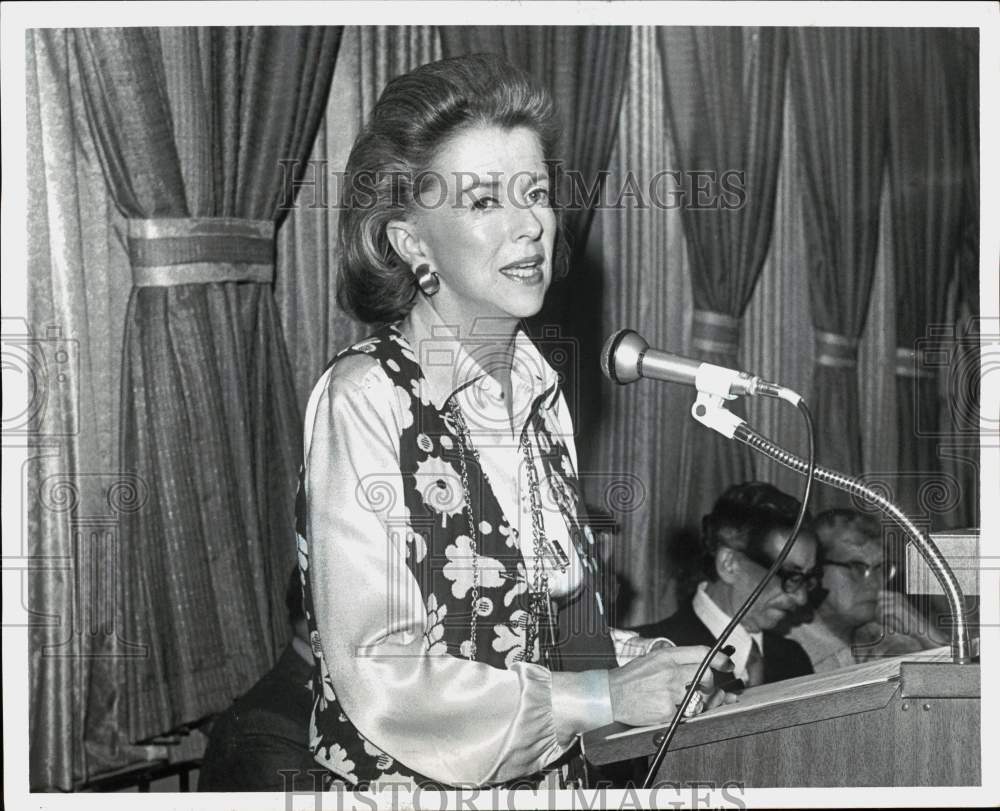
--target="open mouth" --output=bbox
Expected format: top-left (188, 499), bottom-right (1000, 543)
top-left (499, 254), bottom-right (545, 282)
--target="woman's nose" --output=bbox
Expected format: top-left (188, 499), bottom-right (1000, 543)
top-left (512, 202), bottom-right (543, 240)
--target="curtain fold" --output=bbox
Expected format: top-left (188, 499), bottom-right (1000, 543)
top-left (787, 29), bottom-right (886, 508)
top-left (955, 29), bottom-right (979, 318)
top-left (885, 29), bottom-right (966, 522)
top-left (657, 27), bottom-right (788, 528)
top-left (71, 26), bottom-right (340, 745)
top-left (587, 27), bottom-right (693, 625)
top-left (27, 29), bottom-right (147, 790)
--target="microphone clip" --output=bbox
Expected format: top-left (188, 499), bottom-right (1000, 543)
top-left (690, 392), bottom-right (746, 439)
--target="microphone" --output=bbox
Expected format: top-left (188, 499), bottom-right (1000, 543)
top-left (600, 329), bottom-right (784, 399)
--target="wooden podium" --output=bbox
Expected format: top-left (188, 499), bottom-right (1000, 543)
top-left (582, 654), bottom-right (980, 787)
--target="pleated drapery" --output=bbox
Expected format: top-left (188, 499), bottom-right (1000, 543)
top-left (71, 26), bottom-right (340, 745)
top-left (657, 28), bottom-right (789, 528)
top-left (885, 29), bottom-right (967, 520)
top-left (788, 29), bottom-right (886, 508)
top-left (27, 30), bottom-right (146, 790)
top-left (585, 27), bottom-right (694, 626)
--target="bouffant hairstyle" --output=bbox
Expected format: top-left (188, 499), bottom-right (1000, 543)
top-left (813, 509), bottom-right (881, 552)
top-left (697, 481), bottom-right (810, 582)
top-left (336, 54), bottom-right (569, 325)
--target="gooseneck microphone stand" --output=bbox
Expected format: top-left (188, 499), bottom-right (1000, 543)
top-left (641, 390), bottom-right (972, 789)
top-left (692, 389), bottom-right (972, 665)
top-left (600, 330), bottom-right (974, 788)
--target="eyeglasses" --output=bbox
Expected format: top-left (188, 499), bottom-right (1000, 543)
top-left (824, 559), bottom-right (898, 581)
top-left (737, 550), bottom-right (823, 594)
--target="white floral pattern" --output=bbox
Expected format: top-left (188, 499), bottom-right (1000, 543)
top-left (314, 740), bottom-right (358, 784)
top-left (362, 737), bottom-right (396, 771)
top-left (370, 772), bottom-right (420, 790)
top-left (297, 532), bottom-right (309, 572)
top-left (491, 610), bottom-right (539, 668)
top-left (413, 454), bottom-right (464, 519)
top-left (442, 535), bottom-right (506, 598)
top-left (424, 594), bottom-right (448, 655)
top-left (410, 377), bottom-right (433, 408)
top-left (405, 527), bottom-right (427, 563)
top-left (395, 385), bottom-right (414, 430)
top-left (503, 562), bottom-right (529, 607)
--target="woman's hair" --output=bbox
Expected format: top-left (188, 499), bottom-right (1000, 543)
top-left (813, 508), bottom-right (881, 551)
top-left (336, 53), bottom-right (569, 325)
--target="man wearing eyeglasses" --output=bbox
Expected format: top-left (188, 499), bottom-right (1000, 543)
top-left (633, 482), bottom-right (819, 688)
top-left (789, 509), bottom-right (944, 672)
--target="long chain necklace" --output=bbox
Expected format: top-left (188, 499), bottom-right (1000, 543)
top-left (449, 401), bottom-right (482, 661)
top-left (448, 399), bottom-right (558, 665)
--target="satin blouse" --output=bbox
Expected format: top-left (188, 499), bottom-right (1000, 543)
top-left (301, 297), bottom-right (658, 786)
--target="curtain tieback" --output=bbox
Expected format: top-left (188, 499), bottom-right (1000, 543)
top-left (814, 330), bottom-right (859, 369)
top-left (127, 218), bottom-right (275, 286)
top-left (894, 346), bottom-right (934, 379)
top-left (691, 309), bottom-right (740, 357)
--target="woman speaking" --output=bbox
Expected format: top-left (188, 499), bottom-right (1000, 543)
top-left (296, 53), bottom-right (731, 789)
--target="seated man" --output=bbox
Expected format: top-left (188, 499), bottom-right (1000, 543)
top-left (633, 481), bottom-right (819, 687)
top-left (198, 567), bottom-right (324, 792)
top-left (789, 509), bottom-right (946, 672)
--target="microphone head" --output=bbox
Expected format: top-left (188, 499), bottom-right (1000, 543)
top-left (600, 329), bottom-right (648, 385)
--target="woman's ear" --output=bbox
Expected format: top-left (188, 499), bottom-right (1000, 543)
top-left (386, 219), bottom-right (427, 269)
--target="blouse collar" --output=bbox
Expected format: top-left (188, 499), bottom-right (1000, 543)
top-left (400, 295), bottom-right (561, 414)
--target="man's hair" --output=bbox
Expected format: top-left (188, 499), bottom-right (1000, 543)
top-left (814, 508), bottom-right (881, 552)
top-left (698, 481), bottom-right (809, 581)
top-left (337, 53), bottom-right (570, 325)
top-left (285, 566), bottom-right (305, 625)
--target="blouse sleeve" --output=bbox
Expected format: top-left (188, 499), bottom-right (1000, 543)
top-left (304, 356), bottom-right (610, 787)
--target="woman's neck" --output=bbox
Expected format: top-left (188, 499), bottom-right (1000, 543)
top-left (425, 298), bottom-right (520, 377)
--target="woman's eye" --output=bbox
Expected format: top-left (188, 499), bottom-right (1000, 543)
top-left (471, 196), bottom-right (500, 211)
top-left (528, 187), bottom-right (550, 205)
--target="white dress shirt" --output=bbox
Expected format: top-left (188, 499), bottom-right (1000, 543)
top-left (691, 580), bottom-right (764, 683)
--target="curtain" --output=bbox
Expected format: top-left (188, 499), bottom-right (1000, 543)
top-left (787, 29), bottom-right (886, 509)
top-left (657, 28), bottom-right (789, 529)
top-left (437, 26), bottom-right (632, 435)
top-left (27, 30), bottom-right (144, 790)
top-left (587, 27), bottom-right (693, 625)
top-left (885, 29), bottom-right (966, 523)
top-left (938, 28), bottom-right (980, 531)
top-left (70, 26), bottom-right (340, 746)
top-left (276, 26), bottom-right (442, 414)
top-left (955, 29), bottom-right (979, 318)
top-left (742, 85), bottom-right (814, 503)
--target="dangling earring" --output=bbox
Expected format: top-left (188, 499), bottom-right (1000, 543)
top-left (414, 263), bottom-right (440, 296)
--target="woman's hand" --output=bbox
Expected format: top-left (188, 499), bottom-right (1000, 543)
top-left (607, 645), bottom-right (734, 727)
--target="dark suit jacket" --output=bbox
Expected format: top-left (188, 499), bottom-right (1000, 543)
top-left (198, 644), bottom-right (323, 792)
top-left (631, 599), bottom-right (813, 685)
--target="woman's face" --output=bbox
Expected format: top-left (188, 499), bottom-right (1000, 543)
top-left (406, 124), bottom-right (556, 326)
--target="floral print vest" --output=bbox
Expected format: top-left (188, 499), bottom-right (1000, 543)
top-left (296, 325), bottom-right (615, 788)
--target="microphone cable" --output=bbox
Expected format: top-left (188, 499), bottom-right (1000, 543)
top-left (642, 398), bottom-right (817, 789)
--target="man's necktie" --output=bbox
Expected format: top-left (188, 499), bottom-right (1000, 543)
top-left (744, 639), bottom-right (765, 688)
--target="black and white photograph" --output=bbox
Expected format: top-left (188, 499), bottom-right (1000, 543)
top-left (2, 2), bottom-right (997, 809)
